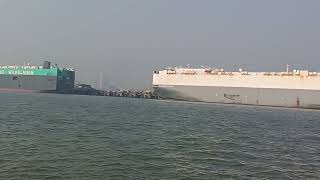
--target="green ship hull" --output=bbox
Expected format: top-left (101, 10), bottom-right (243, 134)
top-left (0, 61), bottom-right (75, 93)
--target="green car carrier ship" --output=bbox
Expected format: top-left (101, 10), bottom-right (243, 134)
top-left (0, 61), bottom-right (75, 93)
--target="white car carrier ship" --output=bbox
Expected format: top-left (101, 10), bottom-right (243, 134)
top-left (153, 66), bottom-right (320, 109)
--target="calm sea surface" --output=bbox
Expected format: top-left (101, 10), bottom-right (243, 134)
top-left (0, 93), bottom-right (319, 180)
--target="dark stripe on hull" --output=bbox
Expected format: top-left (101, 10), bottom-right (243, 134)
top-left (0, 74), bottom-right (57, 92)
top-left (0, 88), bottom-right (38, 93)
top-left (153, 85), bottom-right (320, 109)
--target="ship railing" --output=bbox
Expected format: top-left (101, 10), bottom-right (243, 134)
top-left (163, 69), bottom-right (320, 76)
top-left (280, 72), bottom-right (294, 76)
top-left (166, 71), bottom-right (177, 74)
top-left (308, 72), bottom-right (320, 76)
top-left (181, 70), bottom-right (196, 75)
top-left (241, 71), bottom-right (249, 75)
top-left (264, 72), bottom-right (305, 76)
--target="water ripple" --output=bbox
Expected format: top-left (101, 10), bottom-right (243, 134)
top-left (0, 93), bottom-right (320, 179)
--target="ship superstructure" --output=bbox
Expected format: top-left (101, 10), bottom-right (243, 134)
top-left (153, 67), bottom-right (320, 109)
top-left (0, 61), bottom-right (75, 93)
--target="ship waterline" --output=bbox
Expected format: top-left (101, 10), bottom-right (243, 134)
top-left (153, 68), bottom-right (320, 109)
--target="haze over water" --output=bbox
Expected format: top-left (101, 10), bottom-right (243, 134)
top-left (1, 93), bottom-right (319, 179)
top-left (1, 0), bottom-right (320, 89)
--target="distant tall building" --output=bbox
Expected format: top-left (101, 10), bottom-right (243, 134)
top-left (99, 72), bottom-right (103, 90)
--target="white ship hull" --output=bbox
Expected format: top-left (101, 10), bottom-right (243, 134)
top-left (153, 85), bottom-right (320, 109)
top-left (153, 68), bottom-right (320, 109)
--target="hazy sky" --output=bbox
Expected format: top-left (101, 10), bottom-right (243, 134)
top-left (0, 0), bottom-right (319, 89)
